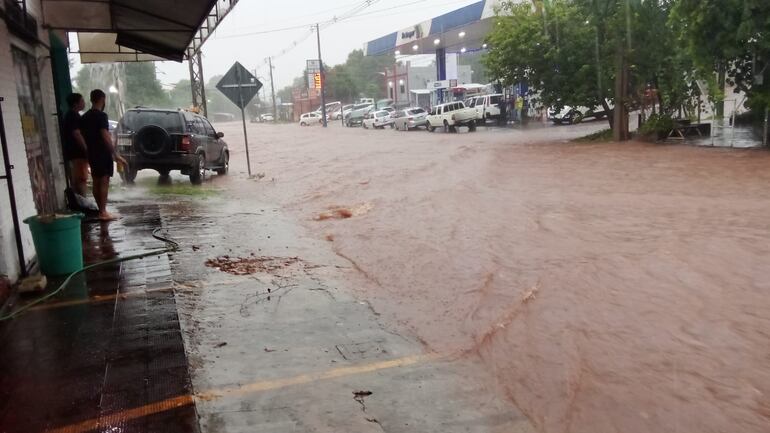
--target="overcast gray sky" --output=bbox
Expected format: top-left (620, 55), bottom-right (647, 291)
top-left (153, 0), bottom-right (478, 89)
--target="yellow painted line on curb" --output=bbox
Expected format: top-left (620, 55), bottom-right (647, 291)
top-left (26, 287), bottom-right (173, 311)
top-left (199, 352), bottom-right (441, 400)
top-left (48, 353), bottom-right (439, 433)
top-left (48, 394), bottom-right (194, 433)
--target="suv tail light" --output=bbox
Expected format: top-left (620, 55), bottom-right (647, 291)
top-left (180, 134), bottom-right (191, 152)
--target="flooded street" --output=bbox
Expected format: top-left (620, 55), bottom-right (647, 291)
top-left (204, 120), bottom-right (770, 433)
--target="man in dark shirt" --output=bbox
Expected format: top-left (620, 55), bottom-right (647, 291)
top-left (62, 93), bottom-right (88, 196)
top-left (81, 89), bottom-right (126, 221)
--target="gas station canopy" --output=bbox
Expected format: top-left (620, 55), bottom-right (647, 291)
top-left (42, 0), bottom-right (237, 62)
top-left (364, 0), bottom-right (513, 56)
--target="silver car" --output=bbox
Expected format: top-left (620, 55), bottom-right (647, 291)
top-left (392, 107), bottom-right (428, 131)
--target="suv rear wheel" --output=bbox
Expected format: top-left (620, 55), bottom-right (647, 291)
top-left (189, 153), bottom-right (205, 185)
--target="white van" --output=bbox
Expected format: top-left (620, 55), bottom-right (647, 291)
top-left (466, 93), bottom-right (504, 121)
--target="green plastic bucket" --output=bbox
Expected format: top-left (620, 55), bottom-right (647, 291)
top-left (23, 213), bottom-right (84, 276)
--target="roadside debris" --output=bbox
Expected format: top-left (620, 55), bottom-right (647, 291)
top-left (18, 275), bottom-right (47, 293)
top-left (314, 203), bottom-right (374, 221)
top-left (214, 342), bottom-right (227, 348)
top-left (205, 255), bottom-right (302, 275)
top-left (353, 390), bottom-right (373, 412)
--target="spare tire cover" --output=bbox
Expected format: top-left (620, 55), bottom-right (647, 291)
top-left (134, 125), bottom-right (171, 158)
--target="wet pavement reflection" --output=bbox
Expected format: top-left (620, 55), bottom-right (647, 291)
top-left (0, 206), bottom-right (197, 433)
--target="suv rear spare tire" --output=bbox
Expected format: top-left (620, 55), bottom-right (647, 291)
top-left (134, 125), bottom-right (171, 158)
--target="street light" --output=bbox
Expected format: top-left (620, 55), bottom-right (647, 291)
top-left (395, 50), bottom-right (400, 55)
top-left (412, 44), bottom-right (419, 51)
top-left (482, 43), bottom-right (488, 49)
top-left (460, 47), bottom-right (467, 53)
top-left (458, 31), bottom-right (466, 38)
top-left (108, 85), bottom-right (118, 94)
top-left (433, 38), bottom-right (440, 45)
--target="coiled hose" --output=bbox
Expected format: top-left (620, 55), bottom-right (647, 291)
top-left (0, 228), bottom-right (179, 321)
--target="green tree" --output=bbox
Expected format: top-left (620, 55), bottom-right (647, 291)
top-left (168, 79), bottom-right (192, 109)
top-left (206, 75), bottom-right (242, 116)
top-left (122, 63), bottom-right (170, 108)
top-left (74, 62), bottom-right (171, 116)
top-left (485, 0), bottom-right (699, 139)
top-left (672, 0), bottom-right (770, 117)
top-left (325, 64), bottom-right (358, 102)
top-left (484, 1), bottom-right (611, 121)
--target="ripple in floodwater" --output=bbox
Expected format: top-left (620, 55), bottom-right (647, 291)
top-left (314, 202), bottom-right (374, 221)
top-left (216, 122), bottom-right (770, 433)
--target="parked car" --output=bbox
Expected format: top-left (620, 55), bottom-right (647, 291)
top-left (392, 107), bottom-right (428, 131)
top-left (116, 108), bottom-right (228, 185)
top-left (466, 93), bottom-right (504, 121)
top-left (299, 112), bottom-right (323, 126)
top-left (338, 104), bottom-right (354, 119)
top-left (359, 98), bottom-right (375, 105)
top-left (260, 113), bottom-right (275, 122)
top-left (382, 106), bottom-right (396, 114)
top-left (375, 98), bottom-right (394, 109)
top-left (548, 105), bottom-right (608, 124)
top-left (362, 110), bottom-right (393, 129)
top-left (345, 103), bottom-right (373, 127)
top-left (426, 101), bottom-right (477, 132)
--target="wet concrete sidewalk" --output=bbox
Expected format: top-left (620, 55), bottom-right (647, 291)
top-left (162, 197), bottom-right (534, 432)
top-left (0, 204), bottom-right (198, 433)
top-left (0, 184), bottom-right (535, 432)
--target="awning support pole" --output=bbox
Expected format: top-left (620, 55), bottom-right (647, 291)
top-left (189, 51), bottom-right (207, 116)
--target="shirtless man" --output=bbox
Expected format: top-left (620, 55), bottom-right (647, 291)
top-left (80, 89), bottom-right (126, 221)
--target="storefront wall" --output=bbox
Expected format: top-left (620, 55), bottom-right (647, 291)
top-left (0, 0), bottom-right (66, 282)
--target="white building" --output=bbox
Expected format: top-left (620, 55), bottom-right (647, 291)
top-left (0, 0), bottom-right (68, 283)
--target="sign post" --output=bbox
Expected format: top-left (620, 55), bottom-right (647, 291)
top-left (216, 62), bottom-right (262, 177)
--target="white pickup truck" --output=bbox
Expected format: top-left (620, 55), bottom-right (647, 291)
top-left (426, 101), bottom-right (477, 132)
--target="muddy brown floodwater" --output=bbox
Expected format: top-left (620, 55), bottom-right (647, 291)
top-left (214, 121), bottom-right (770, 433)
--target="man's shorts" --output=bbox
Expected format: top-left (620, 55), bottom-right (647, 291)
top-left (89, 153), bottom-right (114, 178)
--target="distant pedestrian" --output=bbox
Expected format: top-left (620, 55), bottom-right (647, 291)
top-left (81, 89), bottom-right (125, 221)
top-left (515, 97), bottom-right (525, 123)
top-left (62, 93), bottom-right (88, 197)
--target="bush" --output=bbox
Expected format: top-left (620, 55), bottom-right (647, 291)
top-left (638, 113), bottom-right (675, 136)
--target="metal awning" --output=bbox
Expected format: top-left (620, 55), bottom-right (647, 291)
top-left (42, 0), bottom-right (237, 62)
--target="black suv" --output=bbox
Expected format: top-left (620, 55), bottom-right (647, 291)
top-left (116, 108), bottom-right (229, 184)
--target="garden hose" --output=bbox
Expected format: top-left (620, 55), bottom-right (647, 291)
top-left (0, 228), bottom-right (179, 321)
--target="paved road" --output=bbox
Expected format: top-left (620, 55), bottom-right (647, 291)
top-left (123, 119), bottom-right (770, 433)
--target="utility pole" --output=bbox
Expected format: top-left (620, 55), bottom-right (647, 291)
top-left (268, 56), bottom-right (277, 121)
top-left (316, 23), bottom-right (327, 127)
